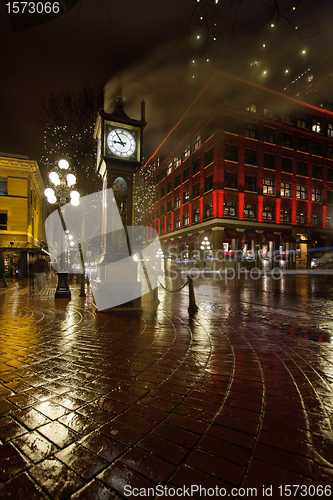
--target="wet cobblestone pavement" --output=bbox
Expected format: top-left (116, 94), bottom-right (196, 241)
top-left (0, 275), bottom-right (333, 499)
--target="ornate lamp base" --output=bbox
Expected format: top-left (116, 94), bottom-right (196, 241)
top-left (55, 271), bottom-right (71, 299)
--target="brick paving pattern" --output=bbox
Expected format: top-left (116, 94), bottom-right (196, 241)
top-left (0, 278), bottom-right (332, 499)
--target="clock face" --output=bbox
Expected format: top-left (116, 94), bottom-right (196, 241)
top-left (107, 128), bottom-right (136, 158)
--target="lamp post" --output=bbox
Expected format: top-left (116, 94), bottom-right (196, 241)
top-left (44, 159), bottom-right (80, 299)
top-left (200, 236), bottom-right (211, 269)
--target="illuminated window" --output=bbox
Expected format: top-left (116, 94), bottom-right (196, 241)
top-left (174, 155), bottom-right (181, 168)
top-left (326, 215), bottom-right (333, 227)
top-left (296, 185), bottom-right (307, 200)
top-left (280, 208), bottom-right (291, 222)
top-left (246, 103), bottom-right (257, 113)
top-left (0, 178), bottom-right (7, 196)
top-left (263, 178), bottom-right (275, 195)
top-left (264, 108), bottom-right (275, 119)
top-left (224, 172), bottom-right (237, 189)
top-left (184, 144), bottom-right (191, 158)
top-left (167, 219), bottom-right (172, 232)
top-left (175, 216), bottom-right (181, 229)
top-left (262, 206), bottom-right (274, 221)
top-left (311, 213), bottom-right (320, 226)
top-left (194, 134), bottom-right (201, 151)
top-left (244, 203), bottom-right (256, 219)
top-left (296, 211), bottom-right (306, 224)
top-left (224, 200), bottom-right (237, 217)
top-left (281, 182), bottom-right (292, 197)
top-left (312, 188), bottom-right (322, 202)
top-left (183, 189), bottom-right (190, 204)
top-left (245, 122), bottom-right (257, 139)
top-left (183, 212), bottom-right (189, 226)
top-left (175, 195), bottom-right (181, 208)
top-left (193, 207), bottom-right (200, 223)
top-left (312, 119), bottom-right (321, 133)
top-left (167, 161), bottom-right (173, 175)
top-left (205, 201), bottom-right (214, 218)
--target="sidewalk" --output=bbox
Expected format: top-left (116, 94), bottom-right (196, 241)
top-left (0, 277), bottom-right (332, 499)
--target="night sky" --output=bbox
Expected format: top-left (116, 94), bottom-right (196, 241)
top-left (1, 0), bottom-right (333, 168)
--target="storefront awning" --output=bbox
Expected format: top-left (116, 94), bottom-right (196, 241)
top-left (245, 231), bottom-right (260, 241)
top-left (281, 233), bottom-right (296, 243)
top-left (224, 230), bottom-right (240, 239)
top-left (263, 232), bottom-right (279, 242)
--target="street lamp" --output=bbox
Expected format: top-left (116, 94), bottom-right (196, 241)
top-left (200, 236), bottom-right (211, 268)
top-left (44, 159), bottom-right (80, 299)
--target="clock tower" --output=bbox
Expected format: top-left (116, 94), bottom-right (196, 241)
top-left (91, 94), bottom-right (147, 312)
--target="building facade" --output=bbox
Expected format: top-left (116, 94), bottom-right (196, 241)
top-left (0, 154), bottom-right (45, 277)
top-left (143, 72), bottom-right (333, 269)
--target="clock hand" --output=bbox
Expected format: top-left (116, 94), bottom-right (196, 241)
top-left (115, 130), bottom-right (126, 146)
top-left (113, 140), bottom-right (126, 146)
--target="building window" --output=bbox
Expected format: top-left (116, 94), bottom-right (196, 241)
top-left (312, 188), bottom-right (322, 202)
top-left (311, 213), bottom-right (320, 226)
top-left (281, 157), bottom-right (293, 173)
top-left (174, 154), bottom-right (181, 168)
top-left (183, 212), bottom-right (189, 226)
top-left (183, 189), bottom-right (190, 204)
top-left (193, 157), bottom-right (201, 175)
top-left (167, 219), bottom-right (172, 232)
top-left (296, 185), bottom-right (308, 200)
top-left (175, 216), bottom-right (181, 229)
top-left (297, 113), bottom-right (307, 129)
top-left (264, 108), bottom-right (275, 119)
top-left (224, 200), bottom-right (237, 217)
top-left (312, 119), bottom-right (321, 133)
top-left (224, 171), bottom-right (237, 189)
top-left (224, 144), bottom-right (238, 162)
top-left (264, 127), bottom-right (275, 144)
top-left (245, 122), bottom-right (257, 139)
top-left (262, 206), bottom-right (274, 221)
top-left (263, 178), bottom-right (275, 195)
top-left (297, 161), bottom-right (308, 176)
top-left (161, 187), bottom-right (165, 198)
top-left (264, 153), bottom-right (275, 169)
top-left (193, 207), bottom-right (200, 223)
top-left (155, 191), bottom-right (159, 201)
top-left (282, 132), bottom-right (292, 148)
top-left (167, 161), bottom-right (173, 175)
top-left (328, 147), bottom-right (333, 160)
top-left (245, 149), bottom-right (257, 165)
top-left (328, 169), bottom-right (333, 182)
top-left (175, 194), bottom-right (181, 208)
top-left (297, 137), bottom-right (309, 152)
top-left (0, 212), bottom-right (7, 230)
top-left (160, 225), bottom-right (165, 235)
top-left (194, 134), bottom-right (201, 151)
top-left (205, 147), bottom-right (214, 166)
top-left (326, 215), bottom-right (333, 227)
top-left (167, 200), bottom-right (172, 212)
top-left (183, 167), bottom-right (189, 182)
top-left (281, 182), bottom-right (292, 197)
top-left (193, 183), bottom-right (200, 198)
top-left (174, 174), bottom-right (181, 188)
top-left (184, 144), bottom-right (191, 159)
top-left (312, 141), bottom-right (322, 156)
top-left (204, 175), bottom-right (213, 192)
top-left (161, 168), bottom-right (166, 179)
top-left (224, 116), bottom-right (238, 134)
top-left (160, 204), bottom-right (165, 215)
top-left (167, 181), bottom-right (172, 193)
top-left (328, 124), bottom-right (333, 138)
top-left (328, 191), bottom-right (333, 204)
top-left (246, 103), bottom-right (257, 113)
top-left (0, 178), bottom-right (7, 196)
top-left (296, 211), bottom-right (306, 224)
top-left (244, 175), bottom-right (256, 192)
top-left (205, 201), bottom-right (213, 218)
top-left (244, 203), bottom-right (256, 219)
top-left (282, 111), bottom-right (292, 123)
top-left (280, 208), bottom-right (291, 222)
top-left (312, 165), bottom-right (322, 179)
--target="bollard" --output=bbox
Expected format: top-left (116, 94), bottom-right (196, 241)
top-left (79, 273), bottom-right (86, 297)
top-left (151, 285), bottom-right (160, 304)
top-left (187, 275), bottom-right (198, 314)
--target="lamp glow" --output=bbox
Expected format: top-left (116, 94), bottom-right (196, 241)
top-left (49, 171), bottom-right (60, 185)
top-left (44, 187), bottom-right (54, 198)
top-left (66, 173), bottom-right (76, 186)
top-left (58, 159), bottom-right (69, 169)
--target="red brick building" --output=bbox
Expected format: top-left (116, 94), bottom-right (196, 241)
top-left (143, 72), bottom-right (333, 268)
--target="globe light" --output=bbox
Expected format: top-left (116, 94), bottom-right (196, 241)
top-left (70, 197), bottom-right (80, 206)
top-left (58, 159), bottom-right (69, 169)
top-left (48, 195), bottom-right (57, 204)
top-left (44, 187), bottom-right (54, 198)
top-left (70, 190), bottom-right (80, 200)
top-left (66, 173), bottom-right (76, 186)
top-left (49, 171), bottom-right (60, 185)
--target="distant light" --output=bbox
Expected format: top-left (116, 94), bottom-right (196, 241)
top-left (271, 23), bottom-right (274, 27)
top-left (263, 44), bottom-right (266, 47)
top-left (263, 71), bottom-right (267, 75)
top-left (295, 26), bottom-right (298, 30)
top-left (197, 35), bottom-right (200, 39)
top-left (206, 58), bottom-right (210, 62)
top-left (200, 16), bottom-right (203, 20)
top-left (285, 69), bottom-right (289, 73)
top-left (213, 37), bottom-right (217, 40)
top-left (192, 60), bottom-right (195, 63)
top-left (302, 50), bottom-right (306, 54)
top-left (69, 241), bottom-right (75, 247)
top-left (293, 6), bottom-right (296, 10)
